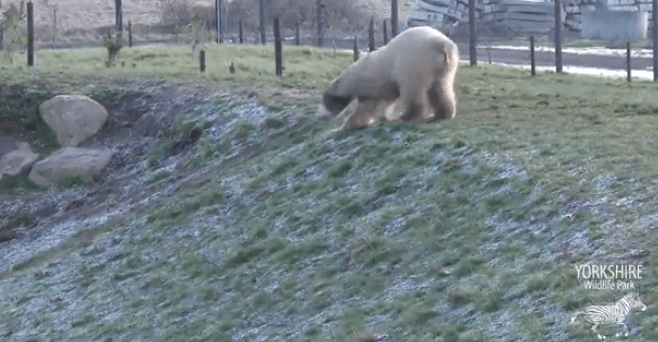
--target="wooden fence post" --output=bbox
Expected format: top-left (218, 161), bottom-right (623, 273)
top-left (469, 0), bottom-right (476, 66)
top-left (274, 18), bottom-right (283, 76)
top-left (27, 1), bottom-right (34, 67)
top-left (53, 6), bottom-right (58, 42)
top-left (369, 17), bottom-right (375, 51)
top-left (295, 21), bottom-right (300, 45)
top-left (383, 19), bottom-right (388, 44)
top-left (554, 0), bottom-right (563, 73)
top-left (128, 21), bottom-right (133, 47)
top-left (200, 50), bottom-right (206, 73)
top-left (487, 42), bottom-right (492, 64)
top-left (627, 41), bottom-right (631, 82)
top-left (259, 0), bottom-right (266, 44)
top-left (651, 0), bottom-right (658, 82)
top-left (353, 36), bottom-right (359, 61)
top-left (216, 0), bottom-right (224, 43)
top-left (391, 0), bottom-right (398, 38)
top-left (115, 0), bottom-right (123, 34)
top-left (316, 0), bottom-right (324, 46)
top-left (530, 35), bottom-right (535, 76)
top-left (239, 19), bottom-right (243, 43)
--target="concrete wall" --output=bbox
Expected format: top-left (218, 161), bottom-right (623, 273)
top-left (581, 9), bottom-right (648, 41)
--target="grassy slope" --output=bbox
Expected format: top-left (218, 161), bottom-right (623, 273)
top-left (1, 44), bottom-right (658, 341)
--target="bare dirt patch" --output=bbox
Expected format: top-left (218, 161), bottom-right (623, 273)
top-left (0, 79), bottom-right (223, 272)
top-left (0, 74), bottom-right (311, 276)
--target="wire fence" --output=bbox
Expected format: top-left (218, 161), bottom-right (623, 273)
top-left (6, 0), bottom-right (658, 82)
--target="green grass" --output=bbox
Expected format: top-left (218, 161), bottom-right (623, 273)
top-left (0, 173), bottom-right (46, 193)
top-left (0, 44), bottom-right (349, 98)
top-left (0, 85), bottom-right (59, 152)
top-left (1, 43), bottom-right (658, 341)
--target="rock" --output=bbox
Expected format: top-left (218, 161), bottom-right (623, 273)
top-left (28, 147), bottom-right (114, 186)
top-left (0, 138), bottom-right (39, 182)
top-left (39, 95), bottom-right (109, 147)
top-left (133, 112), bottom-right (162, 137)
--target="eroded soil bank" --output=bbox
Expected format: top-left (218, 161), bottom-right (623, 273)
top-left (0, 79), bottom-right (296, 275)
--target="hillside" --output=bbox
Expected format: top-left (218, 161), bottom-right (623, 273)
top-left (0, 43), bottom-right (657, 341)
top-left (4, 0), bottom-right (164, 33)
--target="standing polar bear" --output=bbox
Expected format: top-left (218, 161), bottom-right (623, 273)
top-left (320, 26), bottom-right (459, 131)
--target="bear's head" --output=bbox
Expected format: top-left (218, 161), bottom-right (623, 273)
top-left (322, 94), bottom-right (352, 116)
top-left (321, 70), bottom-right (359, 116)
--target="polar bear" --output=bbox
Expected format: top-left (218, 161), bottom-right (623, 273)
top-left (320, 26), bottom-right (459, 130)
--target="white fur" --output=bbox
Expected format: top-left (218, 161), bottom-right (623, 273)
top-left (323, 26), bottom-right (459, 130)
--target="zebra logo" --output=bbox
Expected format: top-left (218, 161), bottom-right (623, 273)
top-left (571, 292), bottom-right (647, 340)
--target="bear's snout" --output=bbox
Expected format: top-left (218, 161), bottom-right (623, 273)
top-left (323, 94), bottom-right (352, 116)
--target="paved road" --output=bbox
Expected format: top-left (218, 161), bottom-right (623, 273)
top-left (455, 42), bottom-right (653, 72)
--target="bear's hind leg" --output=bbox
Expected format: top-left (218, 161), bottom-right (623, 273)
top-left (397, 79), bottom-right (434, 124)
top-left (427, 79), bottom-right (457, 122)
top-left (399, 95), bottom-right (432, 124)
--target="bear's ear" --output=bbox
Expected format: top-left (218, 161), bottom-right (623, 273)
top-left (323, 94), bottom-right (352, 116)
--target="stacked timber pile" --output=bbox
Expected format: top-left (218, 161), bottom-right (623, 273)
top-left (563, 2), bottom-right (596, 31)
top-left (480, 0), bottom-right (562, 33)
top-left (406, 0), bottom-right (473, 26)
top-left (407, 0), bottom-right (562, 33)
top-left (407, 0), bottom-right (653, 34)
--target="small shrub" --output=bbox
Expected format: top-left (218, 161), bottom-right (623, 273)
top-left (103, 33), bottom-right (123, 68)
top-left (0, 3), bottom-right (26, 63)
top-left (263, 116), bottom-right (284, 129)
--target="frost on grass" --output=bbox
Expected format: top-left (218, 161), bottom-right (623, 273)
top-left (0, 93), bottom-right (277, 275)
top-left (3, 103), bottom-right (656, 341)
top-left (592, 174), bottom-right (618, 194)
